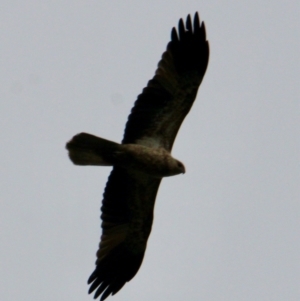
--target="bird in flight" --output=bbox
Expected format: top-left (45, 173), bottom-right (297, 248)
top-left (66, 12), bottom-right (209, 301)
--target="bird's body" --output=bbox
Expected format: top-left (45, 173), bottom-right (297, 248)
top-left (67, 133), bottom-right (185, 177)
top-left (66, 12), bottom-right (209, 301)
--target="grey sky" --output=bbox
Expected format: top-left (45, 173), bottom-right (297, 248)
top-left (1, 1), bottom-right (299, 300)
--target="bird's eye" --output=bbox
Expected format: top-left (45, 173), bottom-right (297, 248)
top-left (177, 162), bottom-right (183, 169)
top-left (176, 161), bottom-right (185, 173)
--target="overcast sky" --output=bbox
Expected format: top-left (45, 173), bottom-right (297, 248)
top-left (1, 1), bottom-right (299, 301)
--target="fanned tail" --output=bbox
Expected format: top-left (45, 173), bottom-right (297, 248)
top-left (66, 133), bottom-right (120, 166)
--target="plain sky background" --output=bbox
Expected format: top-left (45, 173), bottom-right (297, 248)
top-left (1, 1), bottom-right (299, 300)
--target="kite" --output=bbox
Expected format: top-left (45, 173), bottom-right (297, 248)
top-left (66, 12), bottom-right (209, 301)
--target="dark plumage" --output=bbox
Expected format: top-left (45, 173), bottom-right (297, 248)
top-left (66, 12), bottom-right (209, 301)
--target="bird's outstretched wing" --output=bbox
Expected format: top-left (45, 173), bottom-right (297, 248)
top-left (87, 12), bottom-right (209, 300)
top-left (122, 12), bottom-right (209, 151)
top-left (88, 168), bottom-right (161, 300)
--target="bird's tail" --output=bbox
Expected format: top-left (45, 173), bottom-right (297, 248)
top-left (66, 133), bottom-right (121, 166)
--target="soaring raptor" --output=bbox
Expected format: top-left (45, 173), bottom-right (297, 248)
top-left (66, 12), bottom-right (209, 301)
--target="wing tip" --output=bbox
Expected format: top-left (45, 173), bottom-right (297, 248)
top-left (168, 12), bottom-right (209, 75)
top-left (87, 243), bottom-right (145, 300)
top-left (170, 11), bottom-right (208, 44)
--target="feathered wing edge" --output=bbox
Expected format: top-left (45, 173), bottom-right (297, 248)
top-left (87, 242), bottom-right (145, 300)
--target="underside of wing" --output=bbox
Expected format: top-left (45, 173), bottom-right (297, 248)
top-left (122, 12), bottom-right (209, 151)
top-left (88, 167), bottom-right (161, 301)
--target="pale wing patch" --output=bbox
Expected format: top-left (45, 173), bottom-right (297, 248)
top-left (96, 223), bottom-right (129, 263)
top-left (136, 137), bottom-right (164, 148)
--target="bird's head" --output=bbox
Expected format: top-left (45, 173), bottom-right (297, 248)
top-left (175, 159), bottom-right (186, 175)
